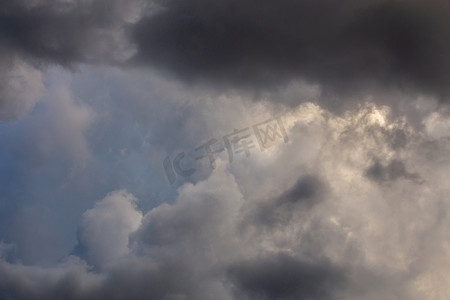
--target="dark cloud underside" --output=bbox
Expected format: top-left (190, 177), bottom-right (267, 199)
top-left (132, 0), bottom-right (450, 98)
top-left (227, 253), bottom-right (346, 300)
top-left (0, 0), bottom-right (449, 110)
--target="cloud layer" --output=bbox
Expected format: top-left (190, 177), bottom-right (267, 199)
top-left (2, 98), bottom-right (450, 299)
top-left (132, 0), bottom-right (450, 100)
top-left (1, 0), bottom-right (450, 119)
top-left (1, 1), bottom-right (450, 299)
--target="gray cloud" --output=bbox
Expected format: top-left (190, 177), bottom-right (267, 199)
top-left (1, 0), bottom-right (449, 120)
top-left (365, 158), bottom-right (422, 184)
top-left (0, 0), bottom-right (139, 65)
top-left (131, 0), bottom-right (450, 102)
top-left (0, 0), bottom-right (140, 120)
top-left (77, 190), bottom-right (142, 270)
top-left (244, 175), bottom-right (325, 229)
top-left (1, 100), bottom-right (450, 299)
top-left (227, 254), bottom-right (346, 300)
top-left (1, 3), bottom-right (450, 298)
top-left (0, 54), bottom-right (44, 121)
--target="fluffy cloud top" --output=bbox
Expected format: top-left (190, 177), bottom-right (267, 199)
top-left (1, 101), bottom-right (450, 299)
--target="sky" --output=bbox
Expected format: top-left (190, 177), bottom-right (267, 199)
top-left (1, 0), bottom-right (450, 299)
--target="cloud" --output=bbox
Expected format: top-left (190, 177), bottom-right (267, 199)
top-left (365, 158), bottom-right (422, 184)
top-left (1, 100), bottom-right (450, 299)
top-left (0, 166), bottom-right (244, 300)
top-left (78, 190), bottom-right (142, 269)
top-left (0, 0), bottom-right (141, 65)
top-left (1, 1), bottom-right (450, 300)
top-left (0, 0), bottom-right (144, 119)
top-left (0, 57), bottom-right (44, 121)
top-left (227, 253), bottom-right (346, 300)
top-left (131, 0), bottom-right (450, 102)
top-left (1, 0), bottom-right (449, 120)
top-left (0, 70), bottom-right (97, 265)
top-left (0, 3), bottom-right (450, 296)
top-left (243, 175), bottom-right (326, 229)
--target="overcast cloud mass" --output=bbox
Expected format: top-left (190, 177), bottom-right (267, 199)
top-left (1, 0), bottom-right (450, 299)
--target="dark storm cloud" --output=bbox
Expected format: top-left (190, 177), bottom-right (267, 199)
top-left (0, 0), bottom-right (136, 65)
top-left (0, 2), bottom-right (89, 64)
top-left (132, 0), bottom-right (450, 100)
top-left (1, 0), bottom-right (449, 114)
top-left (227, 253), bottom-right (346, 300)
